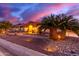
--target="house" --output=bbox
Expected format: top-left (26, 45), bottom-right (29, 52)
top-left (23, 21), bottom-right (40, 34)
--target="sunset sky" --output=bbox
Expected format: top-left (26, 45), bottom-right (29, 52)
top-left (0, 3), bottom-right (79, 24)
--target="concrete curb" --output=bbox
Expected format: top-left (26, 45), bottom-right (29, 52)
top-left (0, 38), bottom-right (47, 56)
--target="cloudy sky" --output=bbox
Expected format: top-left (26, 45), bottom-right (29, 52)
top-left (0, 3), bottom-right (79, 24)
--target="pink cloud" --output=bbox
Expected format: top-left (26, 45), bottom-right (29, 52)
top-left (30, 3), bottom-right (77, 22)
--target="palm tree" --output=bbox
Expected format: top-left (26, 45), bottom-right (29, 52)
top-left (39, 14), bottom-right (79, 40)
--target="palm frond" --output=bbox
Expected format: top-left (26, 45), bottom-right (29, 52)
top-left (39, 13), bottom-right (79, 36)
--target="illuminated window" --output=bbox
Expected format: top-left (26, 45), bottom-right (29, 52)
top-left (28, 24), bottom-right (33, 34)
top-left (33, 27), bottom-right (38, 34)
top-left (24, 27), bottom-right (28, 31)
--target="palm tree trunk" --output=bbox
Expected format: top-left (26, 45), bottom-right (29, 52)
top-left (49, 28), bottom-right (66, 40)
top-left (49, 28), bottom-right (57, 40)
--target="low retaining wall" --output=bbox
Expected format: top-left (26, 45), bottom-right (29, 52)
top-left (0, 39), bottom-right (47, 56)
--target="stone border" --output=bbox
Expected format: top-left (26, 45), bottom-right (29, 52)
top-left (0, 38), bottom-right (47, 56)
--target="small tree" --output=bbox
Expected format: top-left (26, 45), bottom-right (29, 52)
top-left (0, 21), bottom-right (12, 33)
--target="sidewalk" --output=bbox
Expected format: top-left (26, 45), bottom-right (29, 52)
top-left (0, 38), bottom-right (47, 56)
top-left (0, 46), bottom-right (12, 56)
